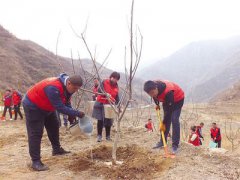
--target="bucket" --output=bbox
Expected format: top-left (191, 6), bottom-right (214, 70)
top-left (209, 141), bottom-right (217, 148)
top-left (104, 104), bottom-right (115, 119)
top-left (85, 101), bottom-right (95, 116)
top-left (69, 116), bottom-right (93, 137)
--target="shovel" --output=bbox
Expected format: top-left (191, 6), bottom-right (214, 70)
top-left (156, 108), bottom-right (175, 158)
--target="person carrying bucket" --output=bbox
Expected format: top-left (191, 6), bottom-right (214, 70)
top-left (22, 73), bottom-right (85, 171)
top-left (92, 71), bottom-right (120, 142)
top-left (210, 122), bottom-right (221, 148)
top-left (143, 80), bottom-right (184, 154)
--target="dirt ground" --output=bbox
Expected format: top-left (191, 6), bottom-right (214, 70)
top-left (0, 103), bottom-right (240, 180)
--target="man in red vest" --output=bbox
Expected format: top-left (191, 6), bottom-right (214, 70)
top-left (144, 80), bottom-right (184, 154)
top-left (22, 73), bottom-right (85, 171)
top-left (12, 89), bottom-right (23, 120)
top-left (210, 122), bottom-right (221, 148)
top-left (92, 72), bottom-right (120, 142)
top-left (196, 122), bottom-right (204, 145)
top-left (1, 89), bottom-right (13, 121)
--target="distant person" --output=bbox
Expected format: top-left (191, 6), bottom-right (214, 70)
top-left (22, 73), bottom-right (85, 171)
top-left (210, 122), bottom-right (221, 148)
top-left (188, 126), bottom-right (200, 146)
top-left (196, 122), bottom-right (204, 145)
top-left (1, 89), bottom-right (13, 121)
top-left (92, 78), bottom-right (99, 101)
top-left (145, 118), bottom-right (153, 132)
top-left (92, 72), bottom-right (120, 142)
top-left (12, 88), bottom-right (23, 120)
top-left (144, 80), bottom-right (184, 154)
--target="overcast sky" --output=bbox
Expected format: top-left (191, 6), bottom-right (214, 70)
top-left (1, 0), bottom-right (240, 72)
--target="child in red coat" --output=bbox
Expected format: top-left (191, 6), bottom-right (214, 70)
top-left (145, 118), bottom-right (153, 132)
top-left (1, 89), bottom-right (13, 121)
top-left (188, 126), bottom-right (200, 146)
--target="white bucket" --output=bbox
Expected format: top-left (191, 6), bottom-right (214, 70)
top-left (104, 105), bottom-right (115, 119)
top-left (85, 101), bottom-right (95, 116)
top-left (69, 116), bottom-right (93, 137)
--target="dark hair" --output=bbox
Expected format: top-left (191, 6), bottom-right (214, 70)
top-left (68, 75), bottom-right (83, 86)
top-left (191, 126), bottom-right (196, 131)
top-left (212, 122), bottom-right (216, 125)
top-left (200, 122), bottom-right (204, 126)
top-left (144, 80), bottom-right (157, 93)
top-left (110, 71), bottom-right (120, 80)
top-left (6, 89), bottom-right (11, 92)
top-left (148, 118), bottom-right (152, 120)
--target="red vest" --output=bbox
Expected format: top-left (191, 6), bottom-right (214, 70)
top-left (155, 80), bottom-right (184, 103)
top-left (96, 79), bottom-right (119, 104)
top-left (27, 77), bottom-right (66, 111)
top-left (3, 94), bottom-right (12, 106)
top-left (12, 91), bottom-right (21, 105)
top-left (196, 126), bottom-right (202, 136)
top-left (146, 122), bottom-right (153, 131)
top-left (93, 86), bottom-right (98, 94)
top-left (210, 128), bottom-right (221, 141)
top-left (189, 132), bottom-right (200, 146)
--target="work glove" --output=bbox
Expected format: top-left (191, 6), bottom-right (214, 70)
top-left (159, 122), bottom-right (166, 132)
top-left (155, 105), bottom-right (160, 110)
top-left (78, 111), bottom-right (85, 118)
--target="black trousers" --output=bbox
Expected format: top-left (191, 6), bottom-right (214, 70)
top-left (2, 106), bottom-right (12, 118)
top-left (97, 118), bottom-right (112, 137)
top-left (14, 104), bottom-right (23, 120)
top-left (23, 105), bottom-right (60, 162)
top-left (216, 140), bottom-right (221, 148)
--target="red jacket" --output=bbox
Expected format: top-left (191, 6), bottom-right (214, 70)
top-left (189, 132), bottom-right (200, 146)
top-left (96, 79), bottom-right (119, 104)
top-left (27, 77), bottom-right (66, 111)
top-left (92, 85), bottom-right (98, 101)
top-left (146, 121), bottom-right (153, 131)
top-left (3, 94), bottom-right (12, 106)
top-left (12, 91), bottom-right (22, 105)
top-left (210, 128), bottom-right (221, 141)
top-left (156, 80), bottom-right (184, 103)
top-left (93, 86), bottom-right (98, 94)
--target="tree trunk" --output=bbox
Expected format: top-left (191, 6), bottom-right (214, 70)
top-left (112, 116), bottom-right (120, 165)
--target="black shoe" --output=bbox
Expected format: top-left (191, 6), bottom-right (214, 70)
top-left (52, 147), bottom-right (71, 156)
top-left (106, 136), bottom-right (112, 141)
top-left (97, 135), bottom-right (102, 142)
top-left (152, 142), bottom-right (164, 149)
top-left (31, 161), bottom-right (49, 171)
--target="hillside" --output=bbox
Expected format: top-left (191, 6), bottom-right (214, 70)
top-left (138, 37), bottom-right (240, 102)
top-left (0, 25), bottom-right (73, 91)
top-left (0, 25), bottom-right (148, 103)
top-left (211, 80), bottom-right (240, 104)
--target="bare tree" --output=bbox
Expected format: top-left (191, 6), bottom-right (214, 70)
top-left (224, 119), bottom-right (240, 152)
top-left (83, 0), bottom-right (141, 164)
top-left (70, 0), bottom-right (142, 164)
